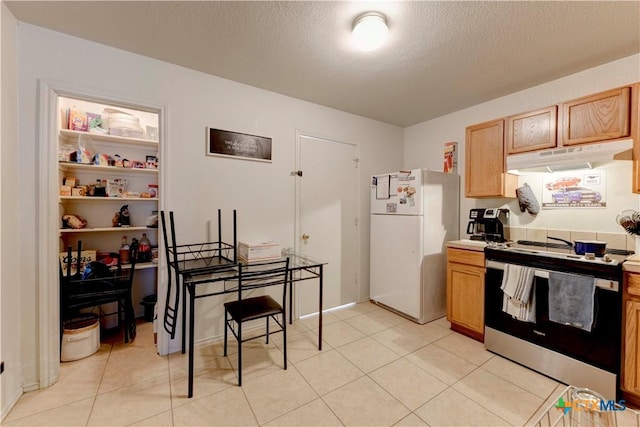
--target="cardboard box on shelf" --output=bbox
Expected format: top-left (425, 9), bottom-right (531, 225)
top-left (60, 185), bottom-right (72, 196)
top-left (238, 241), bottom-right (281, 262)
top-left (59, 250), bottom-right (97, 276)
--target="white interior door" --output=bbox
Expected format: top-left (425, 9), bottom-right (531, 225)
top-left (296, 134), bottom-right (358, 317)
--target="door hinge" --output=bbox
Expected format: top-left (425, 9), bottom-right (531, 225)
top-left (290, 170), bottom-right (303, 177)
top-left (1, 361), bottom-right (4, 375)
top-left (353, 158), bottom-right (360, 168)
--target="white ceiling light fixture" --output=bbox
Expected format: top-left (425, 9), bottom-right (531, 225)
top-left (352, 12), bottom-right (389, 51)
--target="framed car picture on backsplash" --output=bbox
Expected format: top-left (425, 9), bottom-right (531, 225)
top-left (541, 170), bottom-right (606, 209)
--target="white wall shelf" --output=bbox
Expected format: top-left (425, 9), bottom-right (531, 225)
top-left (60, 129), bottom-right (159, 148)
top-left (59, 196), bottom-right (158, 202)
top-left (59, 226), bottom-right (155, 234)
top-left (59, 162), bottom-right (158, 175)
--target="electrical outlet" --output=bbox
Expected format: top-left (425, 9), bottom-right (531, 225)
top-left (0, 361), bottom-right (4, 374)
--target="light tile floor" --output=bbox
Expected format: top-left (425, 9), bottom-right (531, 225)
top-left (4, 301), bottom-right (635, 426)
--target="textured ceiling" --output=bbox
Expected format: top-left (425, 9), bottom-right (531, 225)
top-left (5, 1), bottom-right (640, 127)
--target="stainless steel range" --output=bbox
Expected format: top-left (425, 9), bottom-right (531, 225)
top-left (484, 244), bottom-right (623, 400)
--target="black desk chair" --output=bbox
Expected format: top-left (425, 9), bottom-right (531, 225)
top-left (60, 241), bottom-right (139, 344)
top-left (223, 259), bottom-right (290, 386)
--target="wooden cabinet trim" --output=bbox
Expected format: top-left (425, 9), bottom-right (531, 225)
top-left (447, 248), bottom-right (485, 268)
top-left (628, 272), bottom-right (640, 297)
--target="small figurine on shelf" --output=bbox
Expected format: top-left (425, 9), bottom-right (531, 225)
top-left (113, 204), bottom-right (131, 227)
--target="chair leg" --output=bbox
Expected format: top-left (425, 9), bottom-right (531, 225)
top-left (237, 321), bottom-right (242, 387)
top-left (283, 313), bottom-right (287, 370)
top-left (223, 309), bottom-right (228, 357)
top-left (265, 318), bottom-right (270, 344)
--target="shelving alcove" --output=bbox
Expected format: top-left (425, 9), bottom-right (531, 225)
top-left (56, 94), bottom-right (161, 335)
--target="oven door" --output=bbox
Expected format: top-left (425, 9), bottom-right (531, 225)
top-left (485, 260), bottom-right (621, 374)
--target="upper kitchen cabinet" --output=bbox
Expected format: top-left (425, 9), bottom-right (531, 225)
top-left (506, 106), bottom-right (557, 155)
top-left (465, 119), bottom-right (518, 198)
top-left (560, 86), bottom-right (631, 146)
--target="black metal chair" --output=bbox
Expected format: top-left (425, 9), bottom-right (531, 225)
top-left (223, 259), bottom-right (290, 386)
top-left (60, 240), bottom-right (139, 344)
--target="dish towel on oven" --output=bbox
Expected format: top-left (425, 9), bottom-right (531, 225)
top-left (500, 264), bottom-right (536, 322)
top-left (548, 271), bottom-right (596, 332)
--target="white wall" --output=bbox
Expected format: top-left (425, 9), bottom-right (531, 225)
top-left (404, 55), bottom-right (640, 237)
top-left (1, 2), bottom-right (22, 420)
top-left (15, 23), bottom-right (403, 386)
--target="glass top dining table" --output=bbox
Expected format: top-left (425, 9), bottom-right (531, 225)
top-left (170, 253), bottom-right (326, 398)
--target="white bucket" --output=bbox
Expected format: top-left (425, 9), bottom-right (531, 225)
top-left (61, 316), bottom-right (100, 362)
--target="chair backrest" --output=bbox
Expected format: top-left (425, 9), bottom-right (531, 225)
top-left (160, 210), bottom-right (180, 338)
top-left (237, 259), bottom-right (289, 303)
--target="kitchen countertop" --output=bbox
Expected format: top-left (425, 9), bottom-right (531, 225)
top-left (446, 239), bottom-right (487, 252)
top-left (624, 257), bottom-right (640, 273)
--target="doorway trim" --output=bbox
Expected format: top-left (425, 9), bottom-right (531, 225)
top-left (294, 130), bottom-right (361, 315)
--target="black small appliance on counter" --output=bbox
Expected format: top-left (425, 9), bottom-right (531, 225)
top-left (466, 208), bottom-right (508, 242)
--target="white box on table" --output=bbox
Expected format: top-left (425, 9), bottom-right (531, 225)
top-left (238, 241), bottom-right (281, 261)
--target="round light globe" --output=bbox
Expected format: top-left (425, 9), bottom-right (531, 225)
top-left (352, 12), bottom-right (388, 51)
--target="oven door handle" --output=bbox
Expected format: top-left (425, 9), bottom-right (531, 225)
top-left (485, 260), bottom-right (619, 292)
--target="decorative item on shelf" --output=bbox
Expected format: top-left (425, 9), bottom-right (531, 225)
top-left (119, 236), bottom-right (130, 264)
top-left (148, 184), bottom-right (158, 198)
top-left (103, 108), bottom-right (144, 138)
top-left (146, 126), bottom-right (158, 141)
top-left (92, 153), bottom-right (110, 167)
top-left (61, 214), bottom-right (87, 229)
top-left (93, 180), bottom-right (107, 197)
top-left (616, 209), bottom-right (640, 260)
top-left (145, 211), bottom-right (158, 228)
top-left (71, 187), bottom-right (85, 197)
top-left (112, 205), bottom-right (131, 227)
top-left (107, 179), bottom-right (127, 197)
top-left (145, 156), bottom-right (158, 169)
top-left (138, 233), bottom-right (152, 262)
top-left (67, 107), bottom-right (88, 131)
top-left (96, 251), bottom-right (119, 267)
top-left (87, 113), bottom-right (102, 130)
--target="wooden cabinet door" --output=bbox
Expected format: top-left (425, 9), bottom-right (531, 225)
top-left (624, 298), bottom-right (640, 394)
top-left (631, 84), bottom-right (640, 193)
top-left (447, 261), bottom-right (484, 337)
top-left (465, 119), bottom-right (517, 198)
top-left (506, 106), bottom-right (557, 154)
top-left (561, 86), bottom-right (631, 146)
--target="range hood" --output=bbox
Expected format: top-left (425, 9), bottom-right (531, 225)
top-left (506, 139), bottom-right (633, 174)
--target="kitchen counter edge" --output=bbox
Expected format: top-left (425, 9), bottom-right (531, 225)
top-left (446, 240), bottom-right (487, 252)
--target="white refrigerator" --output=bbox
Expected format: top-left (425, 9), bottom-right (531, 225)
top-left (370, 169), bottom-right (459, 323)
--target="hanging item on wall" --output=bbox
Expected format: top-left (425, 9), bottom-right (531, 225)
top-left (516, 183), bottom-right (540, 215)
top-left (541, 170), bottom-right (606, 209)
top-left (206, 127), bottom-right (272, 162)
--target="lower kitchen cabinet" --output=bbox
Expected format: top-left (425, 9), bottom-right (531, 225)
top-left (623, 270), bottom-right (640, 405)
top-left (446, 247), bottom-right (485, 342)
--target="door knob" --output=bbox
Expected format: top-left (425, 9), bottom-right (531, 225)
top-left (302, 233), bottom-right (310, 242)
